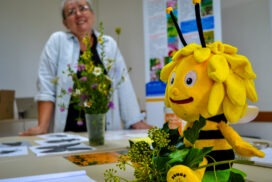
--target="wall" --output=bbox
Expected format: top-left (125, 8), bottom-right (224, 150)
top-left (0, 0), bottom-right (64, 98)
top-left (222, 0), bottom-right (272, 111)
top-left (222, 0), bottom-right (272, 140)
top-left (92, 0), bottom-right (146, 108)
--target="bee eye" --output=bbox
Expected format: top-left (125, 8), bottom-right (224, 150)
top-left (184, 71), bottom-right (197, 86)
top-left (170, 72), bottom-right (176, 85)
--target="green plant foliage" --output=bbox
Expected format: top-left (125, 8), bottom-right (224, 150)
top-left (183, 115), bottom-right (206, 144)
top-left (104, 116), bottom-right (248, 182)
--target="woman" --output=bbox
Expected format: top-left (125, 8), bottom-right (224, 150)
top-left (20, 0), bottom-right (152, 135)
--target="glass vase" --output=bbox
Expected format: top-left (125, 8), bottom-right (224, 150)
top-left (85, 113), bottom-right (106, 146)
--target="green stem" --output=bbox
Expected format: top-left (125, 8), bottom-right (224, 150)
top-left (194, 159), bottom-right (254, 170)
top-left (118, 176), bottom-right (130, 182)
top-left (151, 150), bottom-right (157, 181)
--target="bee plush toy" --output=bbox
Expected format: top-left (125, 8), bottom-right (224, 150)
top-left (160, 0), bottom-right (265, 181)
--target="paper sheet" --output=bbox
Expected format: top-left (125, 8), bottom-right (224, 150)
top-left (65, 150), bottom-right (127, 166)
top-left (0, 141), bottom-right (30, 157)
top-left (0, 146), bottom-right (28, 157)
top-left (251, 147), bottom-right (272, 167)
top-left (30, 142), bottom-right (95, 157)
top-left (35, 133), bottom-right (88, 146)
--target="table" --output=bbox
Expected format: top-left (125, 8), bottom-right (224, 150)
top-left (0, 130), bottom-right (272, 182)
top-left (0, 130), bottom-right (146, 181)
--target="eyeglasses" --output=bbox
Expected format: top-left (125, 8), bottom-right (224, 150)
top-left (65, 4), bottom-right (90, 18)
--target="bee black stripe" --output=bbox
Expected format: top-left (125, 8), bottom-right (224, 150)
top-left (198, 130), bottom-right (224, 139)
top-left (206, 150), bottom-right (235, 171)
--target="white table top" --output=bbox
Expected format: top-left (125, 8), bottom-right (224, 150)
top-left (0, 130), bottom-right (271, 182)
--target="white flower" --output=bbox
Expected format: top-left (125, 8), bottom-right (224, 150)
top-left (84, 101), bottom-right (92, 108)
top-left (93, 67), bottom-right (102, 76)
top-left (75, 89), bottom-right (81, 95)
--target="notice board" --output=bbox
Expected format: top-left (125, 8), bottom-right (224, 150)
top-left (143, 0), bottom-right (221, 127)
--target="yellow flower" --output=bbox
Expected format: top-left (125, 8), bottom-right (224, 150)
top-left (98, 36), bottom-right (104, 44)
top-left (130, 137), bottom-right (153, 146)
top-left (82, 36), bottom-right (89, 46)
top-left (85, 62), bottom-right (94, 73)
top-left (81, 51), bottom-right (91, 60)
top-left (98, 82), bottom-right (109, 95)
top-left (115, 27), bottom-right (121, 35)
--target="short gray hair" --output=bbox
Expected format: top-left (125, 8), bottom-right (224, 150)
top-left (61, 0), bottom-right (93, 20)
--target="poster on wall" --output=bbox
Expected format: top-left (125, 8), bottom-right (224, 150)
top-left (144, 0), bottom-right (221, 126)
top-left (144, 0), bottom-right (168, 98)
top-left (178, 0), bottom-right (216, 45)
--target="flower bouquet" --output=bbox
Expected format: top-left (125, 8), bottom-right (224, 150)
top-left (63, 36), bottom-right (113, 114)
top-left (104, 116), bottom-right (252, 181)
top-left (59, 23), bottom-right (122, 145)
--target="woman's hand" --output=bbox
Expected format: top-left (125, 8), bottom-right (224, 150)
top-left (130, 121), bottom-right (153, 129)
top-left (19, 126), bottom-right (48, 136)
top-left (19, 101), bottom-right (53, 136)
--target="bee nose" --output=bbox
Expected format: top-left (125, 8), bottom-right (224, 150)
top-left (171, 87), bottom-right (179, 96)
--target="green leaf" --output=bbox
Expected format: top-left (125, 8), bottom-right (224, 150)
top-left (129, 140), bottom-right (134, 147)
top-left (153, 156), bottom-right (169, 172)
top-left (184, 148), bottom-right (203, 167)
top-left (202, 168), bottom-right (246, 182)
top-left (167, 149), bottom-right (190, 165)
top-left (230, 168), bottom-right (246, 177)
top-left (152, 156), bottom-right (171, 182)
top-left (184, 147), bottom-right (212, 168)
top-left (183, 115), bottom-right (206, 144)
top-left (228, 168), bottom-right (246, 182)
top-left (203, 169), bottom-right (231, 182)
top-left (175, 140), bottom-right (186, 149)
top-left (162, 122), bottom-right (170, 132)
top-left (228, 171), bottom-right (245, 182)
top-left (201, 147), bottom-right (213, 156)
top-left (161, 121), bottom-right (185, 149)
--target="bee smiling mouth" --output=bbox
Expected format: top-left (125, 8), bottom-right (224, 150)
top-left (170, 97), bottom-right (193, 104)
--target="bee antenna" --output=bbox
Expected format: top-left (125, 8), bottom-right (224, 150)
top-left (194, 1), bottom-right (206, 47)
top-left (167, 7), bottom-right (187, 46)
